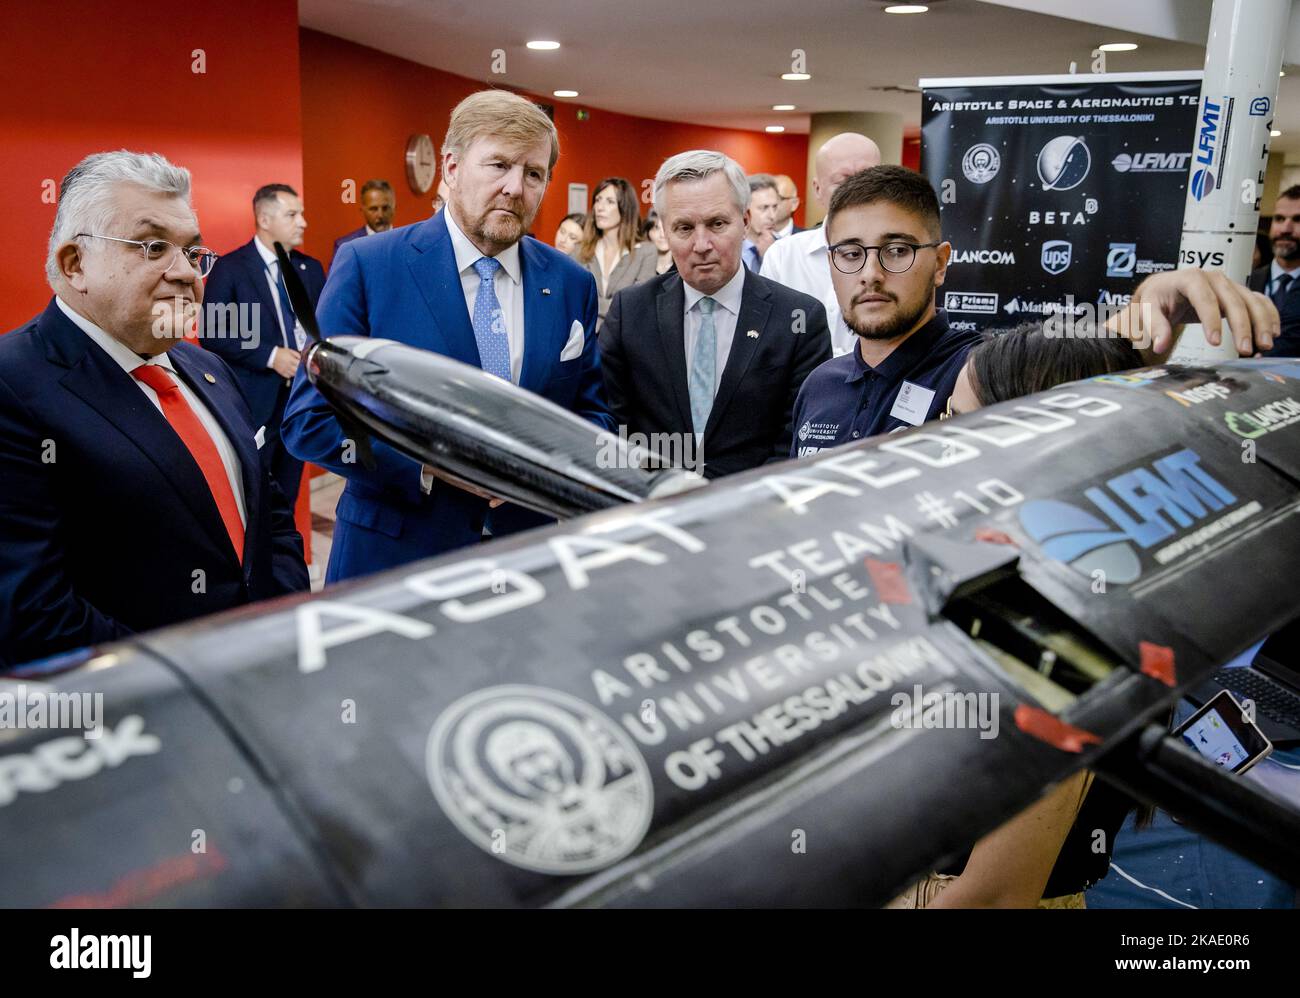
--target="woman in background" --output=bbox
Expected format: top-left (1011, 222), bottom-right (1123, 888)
top-left (554, 213), bottom-right (585, 256)
top-left (643, 209), bottom-right (674, 274)
top-left (574, 177), bottom-right (658, 327)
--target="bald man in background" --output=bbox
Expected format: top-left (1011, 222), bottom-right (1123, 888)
top-left (760, 133), bottom-right (881, 356)
top-left (772, 174), bottom-right (803, 239)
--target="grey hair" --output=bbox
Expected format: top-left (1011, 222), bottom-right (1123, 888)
top-left (652, 150), bottom-right (750, 220)
top-left (46, 151), bottom-right (192, 288)
top-left (747, 173), bottom-right (778, 195)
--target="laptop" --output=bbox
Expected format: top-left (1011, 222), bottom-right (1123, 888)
top-left (1190, 620), bottom-right (1300, 746)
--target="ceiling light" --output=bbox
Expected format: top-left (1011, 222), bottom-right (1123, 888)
top-left (1098, 42), bottom-right (1138, 52)
top-left (553, 90), bottom-right (579, 98)
top-left (1281, 70), bottom-right (1287, 77)
top-left (772, 104), bottom-right (796, 111)
top-left (885, 4), bottom-right (929, 12)
top-left (765, 126), bottom-right (786, 133)
top-left (1271, 129), bottom-right (1283, 137)
top-left (526, 40), bottom-right (561, 50)
top-left (781, 73), bottom-right (811, 81)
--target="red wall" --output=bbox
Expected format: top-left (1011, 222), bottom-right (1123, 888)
top-left (299, 29), bottom-right (810, 266)
top-left (0, 0), bottom-right (304, 331)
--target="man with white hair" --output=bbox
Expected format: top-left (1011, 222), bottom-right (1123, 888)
top-left (760, 133), bottom-right (882, 356)
top-left (0, 151), bottom-right (308, 670)
top-left (598, 150), bottom-right (831, 478)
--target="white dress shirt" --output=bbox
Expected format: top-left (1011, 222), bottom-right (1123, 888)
top-left (759, 225), bottom-right (856, 357)
top-left (683, 264), bottom-right (746, 397)
top-left (253, 236), bottom-right (305, 356)
top-left (444, 206), bottom-right (525, 385)
top-left (773, 219), bottom-right (795, 240)
top-left (56, 296), bottom-right (247, 526)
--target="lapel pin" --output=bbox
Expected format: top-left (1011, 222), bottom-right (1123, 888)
top-left (541, 288), bottom-right (552, 295)
top-left (203, 372), bottom-right (216, 384)
top-left (299, 263), bottom-right (307, 270)
top-left (747, 329), bottom-right (759, 339)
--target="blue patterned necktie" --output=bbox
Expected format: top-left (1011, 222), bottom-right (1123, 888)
top-left (471, 256), bottom-right (512, 381)
top-left (1272, 273), bottom-right (1292, 310)
top-left (688, 296), bottom-right (718, 435)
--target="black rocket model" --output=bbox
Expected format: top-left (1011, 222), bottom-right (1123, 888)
top-left (0, 246), bottom-right (1297, 908)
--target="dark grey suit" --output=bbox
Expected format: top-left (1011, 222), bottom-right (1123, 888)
top-left (599, 267), bottom-right (832, 478)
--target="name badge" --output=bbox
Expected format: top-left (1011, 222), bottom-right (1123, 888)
top-left (889, 381), bottom-right (936, 426)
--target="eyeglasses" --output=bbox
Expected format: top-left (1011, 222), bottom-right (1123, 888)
top-left (829, 240), bottom-right (940, 275)
top-left (76, 233), bottom-right (218, 278)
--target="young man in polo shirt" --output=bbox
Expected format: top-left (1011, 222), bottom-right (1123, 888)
top-left (791, 165), bottom-right (1281, 457)
top-left (791, 166), bottom-right (977, 456)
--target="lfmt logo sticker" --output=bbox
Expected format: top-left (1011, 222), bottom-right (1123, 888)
top-left (1018, 448), bottom-right (1237, 584)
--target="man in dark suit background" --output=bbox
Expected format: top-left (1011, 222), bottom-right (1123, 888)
top-left (283, 89), bottom-right (613, 583)
top-left (0, 151), bottom-right (308, 670)
top-left (332, 178), bottom-right (396, 258)
top-left (599, 150), bottom-right (832, 480)
top-left (1248, 185), bottom-right (1300, 356)
top-left (201, 184), bottom-right (325, 504)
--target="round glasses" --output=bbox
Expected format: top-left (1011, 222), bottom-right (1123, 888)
top-left (829, 240), bottom-right (940, 275)
top-left (76, 233), bottom-right (218, 278)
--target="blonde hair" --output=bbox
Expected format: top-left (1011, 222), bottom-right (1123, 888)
top-left (442, 90), bottom-right (560, 172)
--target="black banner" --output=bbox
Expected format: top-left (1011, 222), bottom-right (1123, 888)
top-left (922, 74), bottom-right (1202, 333)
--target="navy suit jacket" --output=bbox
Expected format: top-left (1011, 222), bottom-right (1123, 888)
top-left (1248, 263), bottom-right (1300, 356)
top-left (599, 268), bottom-right (832, 479)
top-left (282, 210), bottom-right (614, 582)
top-left (0, 300), bottom-right (309, 670)
top-left (201, 239), bottom-right (326, 427)
top-left (333, 226), bottom-right (368, 260)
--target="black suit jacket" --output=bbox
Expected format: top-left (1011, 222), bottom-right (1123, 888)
top-left (0, 300), bottom-right (309, 670)
top-left (599, 268), bottom-right (832, 478)
top-left (201, 239), bottom-right (326, 427)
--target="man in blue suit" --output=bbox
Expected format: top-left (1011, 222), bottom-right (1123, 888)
top-left (0, 151), bottom-right (308, 670)
top-left (332, 178), bottom-right (396, 259)
top-left (201, 184), bottom-right (325, 505)
top-left (283, 89), bottom-right (613, 583)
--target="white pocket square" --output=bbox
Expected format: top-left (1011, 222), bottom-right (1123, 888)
top-left (559, 320), bottom-right (584, 362)
top-left (254, 425), bottom-right (266, 449)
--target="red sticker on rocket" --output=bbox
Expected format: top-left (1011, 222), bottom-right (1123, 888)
top-left (865, 559), bottom-right (911, 604)
top-left (1014, 704), bottom-right (1102, 754)
top-left (1139, 641), bottom-right (1176, 686)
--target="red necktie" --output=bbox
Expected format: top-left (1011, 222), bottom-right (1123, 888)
top-left (132, 364), bottom-right (245, 563)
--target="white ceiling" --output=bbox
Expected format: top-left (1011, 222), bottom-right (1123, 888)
top-left (300, 0), bottom-right (1300, 157)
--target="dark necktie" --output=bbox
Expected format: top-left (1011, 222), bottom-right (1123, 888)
top-left (271, 263), bottom-right (297, 348)
top-left (1271, 273), bottom-right (1292, 310)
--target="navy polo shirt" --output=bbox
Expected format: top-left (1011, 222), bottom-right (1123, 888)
top-left (790, 309), bottom-right (983, 457)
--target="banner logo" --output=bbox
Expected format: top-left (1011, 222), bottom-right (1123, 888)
top-left (427, 685), bottom-right (654, 874)
top-left (1106, 242), bottom-right (1136, 278)
top-left (1041, 240), bottom-right (1073, 275)
top-left (1037, 135), bottom-right (1091, 191)
top-left (962, 143), bottom-right (1001, 184)
top-left (1111, 151), bottom-right (1193, 173)
top-left (949, 248), bottom-right (1015, 265)
top-left (944, 292), bottom-right (999, 314)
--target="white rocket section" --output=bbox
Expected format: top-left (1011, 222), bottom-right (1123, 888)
top-left (1172, 0), bottom-right (1290, 363)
